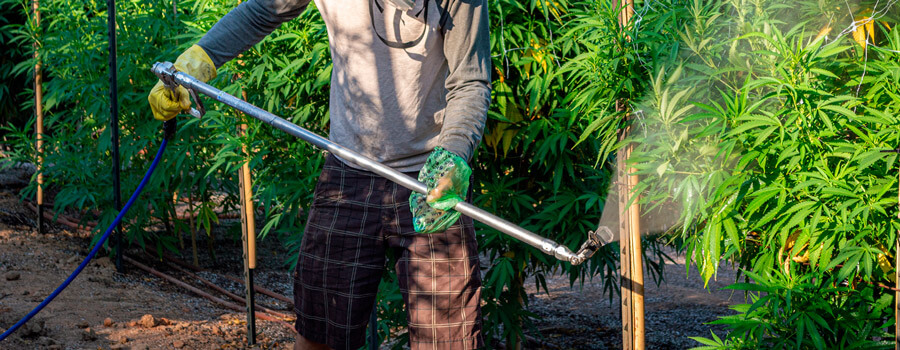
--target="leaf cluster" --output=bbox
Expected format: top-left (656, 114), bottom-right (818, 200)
top-left (615, 0), bottom-right (900, 347)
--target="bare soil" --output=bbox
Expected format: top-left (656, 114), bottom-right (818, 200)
top-left (0, 163), bottom-right (295, 349)
top-left (524, 254), bottom-right (740, 349)
top-left (0, 163), bottom-right (742, 349)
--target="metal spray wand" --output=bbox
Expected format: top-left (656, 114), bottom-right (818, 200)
top-left (152, 61), bottom-right (615, 266)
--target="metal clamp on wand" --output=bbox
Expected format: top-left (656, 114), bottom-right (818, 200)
top-left (150, 61), bottom-right (613, 265)
top-left (153, 61), bottom-right (206, 119)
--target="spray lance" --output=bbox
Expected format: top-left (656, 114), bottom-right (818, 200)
top-left (152, 62), bottom-right (617, 265)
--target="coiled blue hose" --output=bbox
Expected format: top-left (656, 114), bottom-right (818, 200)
top-left (0, 137), bottom-right (168, 342)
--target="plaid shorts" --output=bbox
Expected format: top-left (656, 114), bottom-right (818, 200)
top-left (293, 155), bottom-right (483, 350)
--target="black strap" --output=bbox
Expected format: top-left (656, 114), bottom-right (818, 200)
top-left (369, 0), bottom-right (429, 49)
top-left (437, 0), bottom-right (450, 35)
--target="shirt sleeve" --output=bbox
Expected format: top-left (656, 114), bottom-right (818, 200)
top-left (438, 0), bottom-right (492, 162)
top-left (197, 0), bottom-right (311, 67)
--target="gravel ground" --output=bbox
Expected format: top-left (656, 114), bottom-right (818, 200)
top-left (524, 252), bottom-right (741, 350)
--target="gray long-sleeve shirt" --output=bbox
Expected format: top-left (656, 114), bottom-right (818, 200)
top-left (197, 0), bottom-right (491, 172)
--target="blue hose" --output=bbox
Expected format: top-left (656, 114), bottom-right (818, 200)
top-left (0, 137), bottom-right (168, 342)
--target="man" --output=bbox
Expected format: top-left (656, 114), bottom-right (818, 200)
top-left (147, 0), bottom-right (491, 349)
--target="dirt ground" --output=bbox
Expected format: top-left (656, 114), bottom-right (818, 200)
top-left (525, 254), bottom-right (740, 349)
top-left (0, 162), bottom-right (743, 349)
top-left (0, 163), bottom-right (296, 349)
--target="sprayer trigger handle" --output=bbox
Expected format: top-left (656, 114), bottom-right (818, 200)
top-left (187, 88), bottom-right (205, 119)
top-left (151, 61), bottom-right (205, 119)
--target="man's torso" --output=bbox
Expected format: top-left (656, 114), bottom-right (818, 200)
top-left (315, 0), bottom-right (451, 172)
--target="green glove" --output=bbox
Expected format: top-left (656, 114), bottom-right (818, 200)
top-left (410, 147), bottom-right (472, 233)
top-left (148, 45), bottom-right (217, 121)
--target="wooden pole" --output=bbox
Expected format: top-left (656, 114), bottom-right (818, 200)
top-left (175, 192), bottom-right (184, 250)
top-left (627, 146), bottom-right (644, 349)
top-left (188, 194), bottom-right (199, 266)
top-left (616, 0), bottom-right (643, 348)
top-left (240, 124), bottom-right (256, 271)
top-left (616, 135), bottom-right (633, 350)
top-left (32, 0), bottom-right (44, 234)
top-left (616, 108), bottom-right (644, 350)
top-left (238, 91), bottom-right (257, 345)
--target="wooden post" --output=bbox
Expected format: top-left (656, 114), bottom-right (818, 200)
top-left (617, 111), bottom-right (644, 350)
top-left (617, 134), bottom-right (633, 350)
top-left (627, 146), bottom-right (644, 349)
top-left (188, 194), bottom-right (199, 266)
top-left (174, 192), bottom-right (184, 250)
top-left (238, 91), bottom-right (257, 345)
top-left (616, 0), bottom-right (643, 348)
top-left (32, 0), bottom-right (44, 234)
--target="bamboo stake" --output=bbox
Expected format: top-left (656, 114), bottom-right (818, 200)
top-left (627, 145), bottom-right (644, 349)
top-left (175, 192), bottom-right (184, 250)
top-left (894, 167), bottom-right (900, 350)
top-left (207, 205), bottom-right (216, 262)
top-left (617, 0), bottom-right (643, 347)
top-left (617, 110), bottom-right (646, 350)
top-left (617, 132), bottom-right (633, 350)
top-left (617, 106), bottom-right (645, 350)
top-left (883, 148), bottom-right (900, 349)
top-left (162, 200), bottom-right (173, 237)
top-left (238, 90), bottom-right (257, 345)
top-left (33, 0), bottom-right (44, 234)
top-left (240, 123), bottom-right (256, 270)
top-left (188, 194), bottom-right (199, 266)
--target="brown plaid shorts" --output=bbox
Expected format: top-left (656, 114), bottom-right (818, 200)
top-left (293, 155), bottom-right (483, 350)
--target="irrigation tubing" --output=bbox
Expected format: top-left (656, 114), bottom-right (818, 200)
top-left (0, 123), bottom-right (172, 342)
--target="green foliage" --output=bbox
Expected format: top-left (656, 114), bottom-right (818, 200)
top-left (13, 0), bottom-right (900, 347)
top-left (692, 270), bottom-right (893, 349)
top-left (1, 0), bottom-right (193, 254)
top-left (476, 0), bottom-right (652, 345)
top-left (0, 0), bottom-right (628, 347)
top-left (0, 0), bottom-right (331, 255)
top-left (0, 0), bottom-right (33, 132)
top-left (612, 0), bottom-right (900, 347)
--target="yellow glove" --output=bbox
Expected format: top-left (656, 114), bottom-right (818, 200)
top-left (148, 45), bottom-right (217, 121)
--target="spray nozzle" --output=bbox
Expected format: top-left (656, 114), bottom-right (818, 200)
top-left (570, 225), bottom-right (615, 265)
